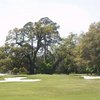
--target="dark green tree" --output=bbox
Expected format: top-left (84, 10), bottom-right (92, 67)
top-left (53, 33), bottom-right (77, 74)
top-left (0, 45), bottom-right (12, 73)
top-left (75, 22), bottom-right (100, 74)
top-left (6, 17), bottom-right (60, 74)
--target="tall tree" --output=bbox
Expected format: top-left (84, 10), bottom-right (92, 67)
top-left (6, 17), bottom-right (60, 74)
top-left (53, 33), bottom-right (77, 74)
top-left (75, 22), bottom-right (100, 74)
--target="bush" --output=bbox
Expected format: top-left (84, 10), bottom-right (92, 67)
top-left (38, 62), bottom-right (53, 74)
top-left (12, 67), bottom-right (19, 75)
top-left (0, 65), bottom-right (8, 73)
top-left (19, 67), bottom-right (28, 74)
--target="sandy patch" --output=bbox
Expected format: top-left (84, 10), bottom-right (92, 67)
top-left (0, 73), bottom-right (7, 76)
top-left (0, 77), bottom-right (41, 82)
top-left (82, 76), bottom-right (100, 79)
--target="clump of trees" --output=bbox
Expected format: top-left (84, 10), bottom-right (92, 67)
top-left (0, 17), bottom-right (100, 75)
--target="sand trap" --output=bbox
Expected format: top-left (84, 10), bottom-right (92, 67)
top-left (0, 77), bottom-right (41, 82)
top-left (0, 73), bottom-right (7, 76)
top-left (82, 76), bottom-right (100, 79)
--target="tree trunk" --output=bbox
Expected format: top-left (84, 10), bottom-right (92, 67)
top-left (26, 54), bottom-right (35, 74)
top-left (29, 62), bottom-right (35, 74)
top-left (28, 45), bottom-right (40, 74)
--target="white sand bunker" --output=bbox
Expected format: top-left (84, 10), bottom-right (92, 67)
top-left (0, 77), bottom-right (41, 82)
top-left (82, 76), bottom-right (100, 79)
top-left (0, 73), bottom-right (7, 76)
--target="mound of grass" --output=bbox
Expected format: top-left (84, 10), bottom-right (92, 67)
top-left (0, 74), bottom-right (100, 100)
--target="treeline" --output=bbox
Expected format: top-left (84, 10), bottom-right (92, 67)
top-left (0, 17), bottom-right (100, 75)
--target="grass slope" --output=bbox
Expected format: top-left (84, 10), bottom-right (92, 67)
top-left (0, 74), bottom-right (100, 100)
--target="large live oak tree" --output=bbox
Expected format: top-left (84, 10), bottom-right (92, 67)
top-left (6, 17), bottom-right (60, 74)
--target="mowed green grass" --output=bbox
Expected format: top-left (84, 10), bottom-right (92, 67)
top-left (0, 74), bottom-right (100, 100)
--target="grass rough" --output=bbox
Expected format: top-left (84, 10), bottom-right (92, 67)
top-left (0, 74), bottom-right (100, 100)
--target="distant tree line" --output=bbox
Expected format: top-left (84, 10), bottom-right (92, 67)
top-left (0, 17), bottom-right (100, 75)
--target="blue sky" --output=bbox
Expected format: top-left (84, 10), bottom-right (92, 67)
top-left (0, 0), bottom-right (100, 46)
